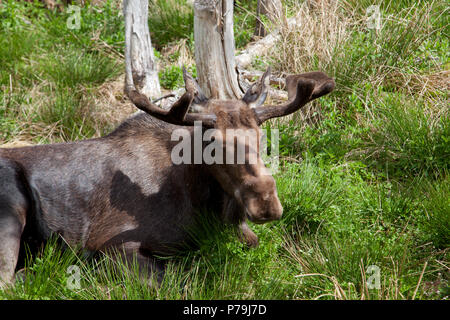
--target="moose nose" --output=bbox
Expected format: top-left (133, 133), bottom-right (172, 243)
top-left (267, 197), bottom-right (283, 221)
top-left (252, 212), bottom-right (282, 224)
top-left (249, 197), bottom-right (283, 224)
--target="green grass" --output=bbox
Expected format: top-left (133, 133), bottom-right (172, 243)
top-left (147, 0), bottom-right (257, 50)
top-left (0, 0), bottom-right (448, 300)
top-left (159, 64), bottom-right (196, 90)
top-left (0, 0), bottom-right (123, 143)
top-left (1, 160), bottom-right (447, 300)
top-left (148, 0), bottom-right (194, 49)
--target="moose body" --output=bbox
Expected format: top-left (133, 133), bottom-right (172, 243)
top-left (0, 69), bottom-right (334, 287)
top-left (0, 116), bottom-right (213, 251)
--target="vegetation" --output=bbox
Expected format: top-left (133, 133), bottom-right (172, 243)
top-left (0, 0), bottom-right (448, 300)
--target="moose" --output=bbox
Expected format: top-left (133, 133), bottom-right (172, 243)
top-left (0, 68), bottom-right (334, 287)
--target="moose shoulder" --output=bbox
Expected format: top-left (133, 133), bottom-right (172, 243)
top-left (0, 69), bottom-right (334, 287)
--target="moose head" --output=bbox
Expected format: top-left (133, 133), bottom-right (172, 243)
top-left (128, 68), bottom-right (335, 225)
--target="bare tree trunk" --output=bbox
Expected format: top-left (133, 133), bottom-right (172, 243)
top-left (254, 0), bottom-right (283, 38)
top-left (123, 0), bottom-right (161, 99)
top-left (194, 0), bottom-right (242, 100)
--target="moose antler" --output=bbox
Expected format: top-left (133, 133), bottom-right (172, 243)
top-left (128, 89), bottom-right (216, 127)
top-left (254, 71), bottom-right (335, 124)
top-left (128, 66), bottom-right (219, 127)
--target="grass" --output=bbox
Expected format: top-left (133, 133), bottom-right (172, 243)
top-left (148, 0), bottom-right (194, 49)
top-left (0, 0), bottom-right (449, 300)
top-left (1, 160), bottom-right (447, 300)
top-left (0, 0), bottom-right (125, 143)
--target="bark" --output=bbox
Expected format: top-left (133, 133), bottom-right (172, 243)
top-left (123, 0), bottom-right (161, 99)
top-left (254, 0), bottom-right (283, 38)
top-left (194, 0), bottom-right (243, 99)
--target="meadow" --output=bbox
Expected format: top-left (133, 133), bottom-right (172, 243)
top-left (0, 0), bottom-right (448, 300)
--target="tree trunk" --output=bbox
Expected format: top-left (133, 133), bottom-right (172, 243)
top-left (254, 0), bottom-right (283, 38)
top-left (123, 0), bottom-right (161, 99)
top-left (194, 0), bottom-right (242, 100)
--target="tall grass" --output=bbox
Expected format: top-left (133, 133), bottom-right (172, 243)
top-left (1, 160), bottom-right (447, 300)
top-left (148, 0), bottom-right (194, 48)
top-left (271, 1), bottom-right (447, 94)
top-left (268, 0), bottom-right (448, 175)
top-left (357, 93), bottom-right (449, 176)
top-left (0, 0), bottom-right (124, 143)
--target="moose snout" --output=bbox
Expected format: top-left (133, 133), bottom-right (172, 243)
top-left (245, 194), bottom-right (283, 224)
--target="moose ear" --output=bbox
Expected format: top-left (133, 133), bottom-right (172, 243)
top-left (183, 66), bottom-right (209, 108)
top-left (242, 67), bottom-right (271, 108)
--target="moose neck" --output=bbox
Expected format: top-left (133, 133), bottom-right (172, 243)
top-left (172, 126), bottom-right (241, 221)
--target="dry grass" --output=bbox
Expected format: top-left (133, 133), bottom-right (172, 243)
top-left (160, 38), bottom-right (195, 68)
top-left (89, 75), bottom-right (137, 132)
top-left (384, 69), bottom-right (450, 97)
top-left (269, 1), bottom-right (353, 74)
top-left (0, 74), bottom-right (136, 146)
top-left (0, 140), bottom-right (34, 148)
top-left (281, 226), bottom-right (441, 300)
top-left (269, 1), bottom-right (447, 96)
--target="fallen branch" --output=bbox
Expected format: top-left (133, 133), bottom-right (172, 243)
top-left (239, 69), bottom-right (286, 89)
top-left (268, 88), bottom-right (288, 101)
top-left (235, 15), bottom-right (302, 69)
top-left (237, 69), bottom-right (288, 101)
